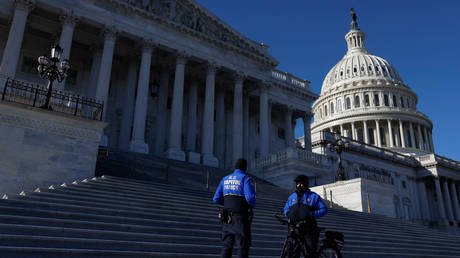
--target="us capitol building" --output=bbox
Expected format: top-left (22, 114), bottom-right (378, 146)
top-left (0, 0), bottom-right (459, 229)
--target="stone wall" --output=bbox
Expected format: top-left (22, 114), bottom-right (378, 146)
top-left (0, 101), bottom-right (106, 195)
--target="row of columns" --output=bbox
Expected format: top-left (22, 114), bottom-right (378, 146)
top-left (328, 119), bottom-right (434, 152)
top-left (0, 1), bottom-right (311, 168)
top-left (431, 177), bottom-right (460, 226)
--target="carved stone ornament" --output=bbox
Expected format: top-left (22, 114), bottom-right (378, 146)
top-left (175, 50), bottom-right (188, 65)
top-left (103, 26), bottom-right (118, 41)
top-left (205, 61), bottom-right (219, 74)
top-left (141, 38), bottom-right (156, 52)
top-left (14, 0), bottom-right (35, 12)
top-left (115, 0), bottom-right (269, 61)
top-left (59, 11), bottom-right (79, 27)
top-left (233, 71), bottom-right (246, 83)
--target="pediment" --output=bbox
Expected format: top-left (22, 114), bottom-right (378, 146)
top-left (112, 0), bottom-right (278, 66)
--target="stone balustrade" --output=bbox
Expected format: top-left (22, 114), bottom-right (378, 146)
top-left (253, 147), bottom-right (324, 168)
top-left (272, 69), bottom-right (310, 90)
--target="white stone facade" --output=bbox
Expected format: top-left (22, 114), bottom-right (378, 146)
top-left (0, 0), bottom-right (316, 168)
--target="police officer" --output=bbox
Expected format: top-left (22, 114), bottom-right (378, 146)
top-left (213, 158), bottom-right (256, 258)
top-left (284, 175), bottom-right (328, 258)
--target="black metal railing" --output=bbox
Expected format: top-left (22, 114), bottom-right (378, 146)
top-left (1, 78), bottom-right (103, 121)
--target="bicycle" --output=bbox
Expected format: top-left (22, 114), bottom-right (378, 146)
top-left (274, 214), bottom-right (343, 258)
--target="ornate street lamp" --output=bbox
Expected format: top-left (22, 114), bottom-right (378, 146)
top-left (327, 139), bottom-right (350, 181)
top-left (37, 45), bottom-right (70, 110)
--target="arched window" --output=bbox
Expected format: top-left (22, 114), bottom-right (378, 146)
top-left (393, 95), bottom-right (397, 107)
top-left (384, 94), bottom-right (389, 106)
top-left (345, 97), bottom-right (351, 109)
top-left (330, 102), bottom-right (334, 114)
top-left (319, 108), bottom-right (323, 118)
top-left (337, 99), bottom-right (342, 112)
top-left (400, 96), bottom-right (405, 108)
top-left (354, 95), bottom-right (360, 108)
top-left (324, 105), bottom-right (328, 116)
top-left (364, 94), bottom-right (370, 106)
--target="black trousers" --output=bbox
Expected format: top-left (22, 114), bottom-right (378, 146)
top-left (221, 215), bottom-right (251, 258)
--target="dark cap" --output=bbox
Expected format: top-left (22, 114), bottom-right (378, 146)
top-left (235, 158), bottom-right (247, 172)
top-left (294, 175), bottom-right (309, 185)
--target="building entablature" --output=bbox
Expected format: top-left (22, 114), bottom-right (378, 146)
top-left (312, 107), bottom-right (433, 130)
top-left (102, 0), bottom-right (279, 66)
top-left (313, 79), bottom-right (418, 110)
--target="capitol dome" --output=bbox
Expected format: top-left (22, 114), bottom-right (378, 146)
top-left (312, 9), bottom-right (434, 156)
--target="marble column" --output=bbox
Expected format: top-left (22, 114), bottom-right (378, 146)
top-left (423, 126), bottom-right (430, 152)
top-left (387, 120), bottom-right (394, 147)
top-left (434, 177), bottom-right (449, 226)
top-left (86, 47), bottom-right (102, 99)
top-left (375, 120), bottom-right (382, 147)
top-left (118, 56), bottom-right (138, 150)
top-left (409, 179), bottom-right (421, 220)
top-left (268, 101), bottom-right (272, 153)
top-left (442, 179), bottom-right (455, 224)
top-left (340, 124), bottom-right (344, 136)
top-left (154, 68), bottom-right (169, 154)
top-left (285, 106), bottom-right (294, 148)
top-left (129, 40), bottom-right (154, 154)
top-left (417, 124), bottom-right (424, 150)
top-left (56, 12), bottom-right (78, 90)
top-left (186, 80), bottom-right (198, 154)
top-left (351, 122), bottom-right (356, 140)
top-left (95, 27), bottom-right (117, 146)
top-left (449, 181), bottom-right (460, 223)
top-left (232, 73), bottom-right (244, 163)
top-left (302, 113), bottom-right (312, 151)
top-left (0, 0), bottom-right (34, 87)
top-left (399, 120), bottom-right (406, 148)
top-left (201, 63), bottom-right (219, 167)
top-left (243, 93), bottom-right (249, 160)
top-left (259, 84), bottom-right (269, 157)
top-left (428, 130), bottom-right (435, 153)
top-left (166, 53), bottom-right (187, 161)
top-left (363, 120), bottom-right (369, 144)
top-left (417, 179), bottom-right (431, 221)
top-left (409, 122), bottom-right (416, 149)
top-left (215, 87), bottom-right (226, 166)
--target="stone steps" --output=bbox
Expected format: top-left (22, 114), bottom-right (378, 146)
top-left (1, 174), bottom-right (460, 257)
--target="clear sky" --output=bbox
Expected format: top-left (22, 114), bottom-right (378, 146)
top-left (196, 0), bottom-right (460, 161)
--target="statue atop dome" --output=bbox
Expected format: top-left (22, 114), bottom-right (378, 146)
top-left (350, 8), bottom-right (359, 30)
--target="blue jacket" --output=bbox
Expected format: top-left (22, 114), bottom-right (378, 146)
top-left (213, 169), bottom-right (256, 208)
top-left (284, 190), bottom-right (327, 219)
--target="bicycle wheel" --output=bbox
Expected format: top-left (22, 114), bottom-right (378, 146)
top-left (317, 246), bottom-right (342, 258)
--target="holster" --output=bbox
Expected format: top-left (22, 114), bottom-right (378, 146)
top-left (218, 208), bottom-right (232, 224)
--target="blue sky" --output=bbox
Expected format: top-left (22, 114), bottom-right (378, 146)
top-left (196, 0), bottom-right (460, 161)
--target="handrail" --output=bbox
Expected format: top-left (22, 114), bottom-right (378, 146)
top-left (1, 78), bottom-right (104, 121)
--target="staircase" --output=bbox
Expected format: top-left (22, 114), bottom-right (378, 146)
top-left (0, 173), bottom-right (460, 257)
top-left (0, 148), bottom-right (460, 258)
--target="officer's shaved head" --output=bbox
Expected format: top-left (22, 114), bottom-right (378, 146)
top-left (235, 158), bottom-right (247, 172)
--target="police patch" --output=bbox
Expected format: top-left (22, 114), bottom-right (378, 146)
top-left (307, 198), bottom-right (311, 202)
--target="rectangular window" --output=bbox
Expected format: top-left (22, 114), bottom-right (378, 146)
top-left (393, 95), bottom-right (397, 107)
top-left (374, 94), bottom-right (380, 106)
top-left (364, 94), bottom-right (370, 107)
top-left (354, 95), bottom-right (360, 108)
top-left (384, 94), bottom-right (389, 106)
top-left (337, 99), bottom-right (342, 112)
top-left (330, 102), bottom-right (334, 114)
top-left (400, 97), bottom-right (405, 108)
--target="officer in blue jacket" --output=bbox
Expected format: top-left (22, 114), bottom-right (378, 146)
top-left (284, 175), bottom-right (327, 258)
top-left (213, 158), bottom-right (256, 258)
